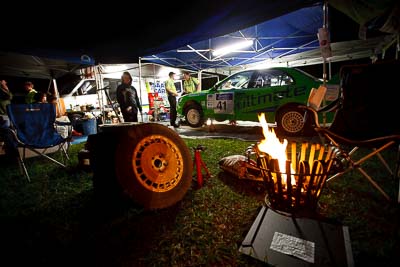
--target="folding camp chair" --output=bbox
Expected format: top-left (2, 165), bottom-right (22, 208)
top-left (303, 60), bottom-right (400, 203)
top-left (6, 103), bottom-right (72, 181)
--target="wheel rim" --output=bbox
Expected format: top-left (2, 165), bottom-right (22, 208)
top-left (281, 111), bottom-right (304, 133)
top-left (132, 135), bottom-right (184, 192)
top-left (186, 108), bottom-right (200, 125)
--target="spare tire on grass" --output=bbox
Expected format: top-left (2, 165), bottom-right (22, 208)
top-left (115, 123), bottom-right (192, 209)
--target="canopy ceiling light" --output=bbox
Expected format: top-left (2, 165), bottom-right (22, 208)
top-left (158, 67), bottom-right (181, 78)
top-left (213, 40), bottom-right (253, 57)
top-left (252, 60), bottom-right (288, 70)
top-left (102, 64), bottom-right (128, 73)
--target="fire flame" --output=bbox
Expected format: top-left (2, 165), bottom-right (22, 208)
top-left (257, 113), bottom-right (296, 185)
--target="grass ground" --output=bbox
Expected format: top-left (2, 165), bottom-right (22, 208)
top-left (0, 139), bottom-right (399, 266)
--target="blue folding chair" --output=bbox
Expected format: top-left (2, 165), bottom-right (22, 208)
top-left (6, 103), bottom-right (72, 181)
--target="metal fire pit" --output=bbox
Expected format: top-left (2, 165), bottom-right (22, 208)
top-left (254, 142), bottom-right (337, 214)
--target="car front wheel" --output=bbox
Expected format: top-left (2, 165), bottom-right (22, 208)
top-left (185, 104), bottom-right (204, 128)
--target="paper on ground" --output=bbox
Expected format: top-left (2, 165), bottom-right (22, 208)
top-left (270, 232), bottom-right (315, 263)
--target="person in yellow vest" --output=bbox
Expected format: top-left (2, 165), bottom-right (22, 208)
top-left (24, 81), bottom-right (37, 104)
top-left (165, 71), bottom-right (179, 127)
top-left (182, 71), bottom-right (200, 95)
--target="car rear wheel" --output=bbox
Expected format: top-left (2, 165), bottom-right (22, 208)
top-left (185, 104), bottom-right (204, 128)
top-left (275, 103), bottom-right (306, 137)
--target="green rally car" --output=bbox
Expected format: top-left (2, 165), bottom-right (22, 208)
top-left (177, 67), bottom-right (339, 136)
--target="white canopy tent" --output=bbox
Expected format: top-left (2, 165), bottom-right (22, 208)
top-left (205, 34), bottom-right (399, 76)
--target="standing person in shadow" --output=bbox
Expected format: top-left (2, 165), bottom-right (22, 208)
top-left (116, 72), bottom-right (142, 122)
top-left (0, 79), bottom-right (12, 115)
top-left (0, 79), bottom-right (17, 162)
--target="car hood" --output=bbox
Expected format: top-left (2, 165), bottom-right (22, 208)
top-left (182, 89), bottom-right (212, 98)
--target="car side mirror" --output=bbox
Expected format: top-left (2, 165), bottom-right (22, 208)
top-left (211, 85), bottom-right (218, 91)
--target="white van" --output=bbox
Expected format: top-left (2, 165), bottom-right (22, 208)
top-left (61, 78), bottom-right (119, 112)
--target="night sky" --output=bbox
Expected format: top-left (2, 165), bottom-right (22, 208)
top-left (0, 0), bottom-right (392, 90)
top-left (1, 1), bottom-right (363, 63)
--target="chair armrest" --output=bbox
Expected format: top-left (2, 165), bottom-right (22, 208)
top-left (0, 126), bottom-right (22, 146)
top-left (55, 121), bottom-right (72, 126)
top-left (296, 104), bottom-right (321, 127)
top-left (54, 121), bottom-right (73, 141)
top-left (315, 127), bottom-right (400, 147)
top-left (317, 98), bottom-right (340, 113)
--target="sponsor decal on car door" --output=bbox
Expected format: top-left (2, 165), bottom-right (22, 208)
top-left (207, 92), bottom-right (234, 114)
top-left (235, 70), bottom-right (306, 116)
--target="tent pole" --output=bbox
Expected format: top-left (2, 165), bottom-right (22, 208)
top-left (197, 70), bottom-right (202, 92)
top-left (153, 63), bottom-right (157, 86)
top-left (139, 57), bottom-right (143, 122)
top-left (47, 79), bottom-right (52, 94)
top-left (322, 0), bottom-right (329, 127)
top-left (53, 79), bottom-right (62, 117)
top-left (94, 65), bottom-right (105, 124)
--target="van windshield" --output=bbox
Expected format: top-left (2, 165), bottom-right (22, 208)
top-left (60, 79), bottom-right (118, 96)
top-left (73, 80), bottom-right (97, 96)
top-left (58, 76), bottom-right (83, 95)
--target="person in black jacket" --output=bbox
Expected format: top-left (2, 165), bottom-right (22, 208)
top-left (0, 79), bottom-right (12, 115)
top-left (116, 72), bottom-right (142, 122)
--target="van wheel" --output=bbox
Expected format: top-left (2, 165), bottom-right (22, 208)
top-left (68, 112), bottom-right (85, 133)
top-left (115, 123), bottom-right (192, 210)
top-left (185, 104), bottom-right (204, 128)
top-left (275, 103), bottom-right (306, 137)
top-left (69, 112), bottom-right (84, 123)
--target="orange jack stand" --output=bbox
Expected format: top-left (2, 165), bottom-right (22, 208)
top-left (192, 145), bottom-right (211, 188)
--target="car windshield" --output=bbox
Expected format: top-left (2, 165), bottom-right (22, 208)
top-left (218, 71), bottom-right (253, 90)
top-left (250, 69), bottom-right (294, 87)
